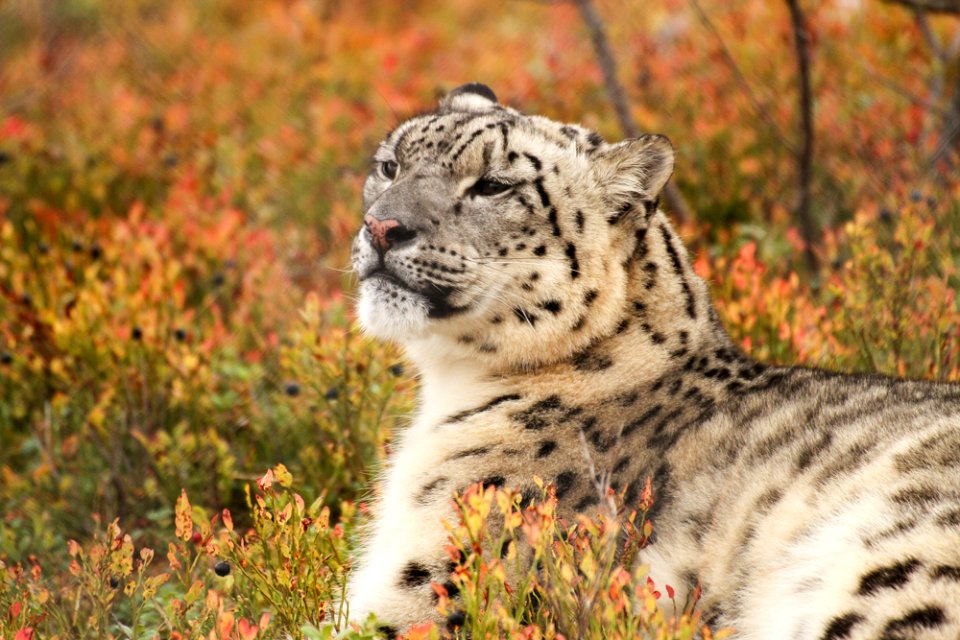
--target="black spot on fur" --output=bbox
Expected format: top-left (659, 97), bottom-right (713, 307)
top-left (937, 508), bottom-right (960, 528)
top-left (892, 486), bottom-right (942, 508)
top-left (507, 151), bottom-right (519, 163)
top-left (534, 177), bottom-right (552, 208)
top-left (523, 152), bottom-right (543, 171)
top-left (513, 307), bottom-right (539, 326)
top-left (613, 456), bottom-right (630, 474)
top-left (754, 487), bottom-right (783, 514)
top-left (536, 440), bottom-right (557, 458)
top-left (572, 349), bottom-right (613, 372)
top-left (482, 475), bottom-right (506, 489)
top-left (547, 206), bottom-right (561, 237)
top-left (622, 405), bottom-right (662, 438)
top-left (512, 395), bottom-right (564, 430)
top-left (378, 625), bottom-right (399, 639)
top-left (554, 471), bottom-right (577, 499)
top-left (415, 477), bottom-right (447, 504)
top-left (539, 299), bottom-right (563, 315)
top-left (574, 495), bottom-right (600, 512)
top-left (820, 613), bottom-right (864, 640)
top-left (932, 565), bottom-right (960, 581)
top-left (448, 394), bottom-right (522, 423)
top-left (587, 131), bottom-right (603, 147)
top-left (796, 432), bottom-right (833, 471)
top-left (588, 428), bottom-right (615, 452)
top-left (881, 607), bottom-right (945, 638)
top-left (584, 289), bottom-right (598, 306)
top-left (450, 446), bottom-right (491, 460)
top-left (575, 210), bottom-right (585, 233)
top-left (400, 562), bottom-right (432, 588)
top-left (565, 243), bottom-right (580, 279)
top-left (643, 197), bottom-right (659, 218)
top-left (533, 245), bottom-right (547, 256)
top-left (858, 559), bottom-right (921, 596)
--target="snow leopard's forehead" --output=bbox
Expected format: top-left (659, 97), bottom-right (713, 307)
top-left (373, 88), bottom-right (604, 174)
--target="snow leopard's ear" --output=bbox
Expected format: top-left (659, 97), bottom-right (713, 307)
top-left (440, 83), bottom-right (499, 114)
top-left (592, 134), bottom-right (675, 225)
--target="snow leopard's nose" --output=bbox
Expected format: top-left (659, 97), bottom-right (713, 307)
top-left (364, 215), bottom-right (418, 254)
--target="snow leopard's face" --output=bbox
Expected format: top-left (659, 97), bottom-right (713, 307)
top-left (352, 83), bottom-right (674, 368)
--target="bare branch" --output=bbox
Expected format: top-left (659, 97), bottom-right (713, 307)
top-left (785, 0), bottom-right (819, 272)
top-left (571, 0), bottom-right (692, 225)
top-left (688, 0), bottom-right (797, 155)
top-left (914, 7), bottom-right (948, 61)
top-left (881, 0), bottom-right (960, 15)
top-left (930, 58), bottom-right (960, 171)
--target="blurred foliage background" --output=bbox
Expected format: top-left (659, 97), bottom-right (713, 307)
top-left (0, 0), bottom-right (959, 637)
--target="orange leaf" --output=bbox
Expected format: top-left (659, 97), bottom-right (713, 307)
top-left (238, 618), bottom-right (258, 640)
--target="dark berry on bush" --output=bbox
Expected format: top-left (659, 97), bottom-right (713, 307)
top-left (89, 244), bottom-right (102, 260)
top-left (879, 208), bottom-right (893, 224)
top-left (325, 387), bottom-right (339, 400)
top-left (390, 364), bottom-right (404, 376)
top-left (20, 294), bottom-right (31, 306)
top-left (38, 242), bottom-right (49, 255)
top-left (71, 240), bottom-right (84, 253)
top-left (446, 610), bottom-right (466, 630)
top-left (0, 352), bottom-right (12, 365)
top-left (212, 272), bottom-right (225, 287)
top-left (284, 381), bottom-right (301, 397)
top-left (191, 531), bottom-right (203, 544)
top-left (927, 196), bottom-right (937, 208)
top-left (0, 151), bottom-right (10, 165)
top-left (109, 576), bottom-right (120, 589)
top-left (213, 561), bottom-right (231, 577)
top-left (131, 326), bottom-right (143, 341)
top-left (909, 189), bottom-right (922, 203)
top-left (163, 153), bottom-right (178, 167)
top-left (174, 328), bottom-right (187, 342)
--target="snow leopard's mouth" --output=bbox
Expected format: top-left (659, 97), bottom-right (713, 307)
top-left (364, 267), bottom-right (411, 290)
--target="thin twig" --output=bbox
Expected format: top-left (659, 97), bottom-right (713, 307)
top-left (914, 7), bottom-right (948, 61)
top-left (859, 58), bottom-right (947, 115)
top-left (785, 0), bottom-right (819, 273)
top-left (571, 0), bottom-right (692, 226)
top-left (688, 0), bottom-right (798, 155)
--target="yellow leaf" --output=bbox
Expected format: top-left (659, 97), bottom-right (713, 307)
top-left (175, 490), bottom-right (193, 542)
top-left (272, 463), bottom-right (293, 487)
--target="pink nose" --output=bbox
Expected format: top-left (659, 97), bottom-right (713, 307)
top-left (364, 215), bottom-right (402, 252)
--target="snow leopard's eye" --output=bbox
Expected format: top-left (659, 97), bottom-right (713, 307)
top-left (378, 160), bottom-right (399, 181)
top-left (468, 177), bottom-right (513, 198)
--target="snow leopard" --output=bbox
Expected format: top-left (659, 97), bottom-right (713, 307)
top-left (348, 82), bottom-right (960, 639)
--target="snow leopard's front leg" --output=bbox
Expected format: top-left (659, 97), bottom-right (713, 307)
top-left (347, 428), bottom-right (461, 635)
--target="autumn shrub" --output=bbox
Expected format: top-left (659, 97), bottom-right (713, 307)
top-left (423, 479), bottom-right (722, 640)
top-left (0, 204), bottom-right (410, 558)
top-left (1, 0), bottom-right (959, 637)
top-left (0, 467), bottom-right (376, 640)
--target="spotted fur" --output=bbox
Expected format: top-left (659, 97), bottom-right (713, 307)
top-left (348, 83), bottom-right (960, 637)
